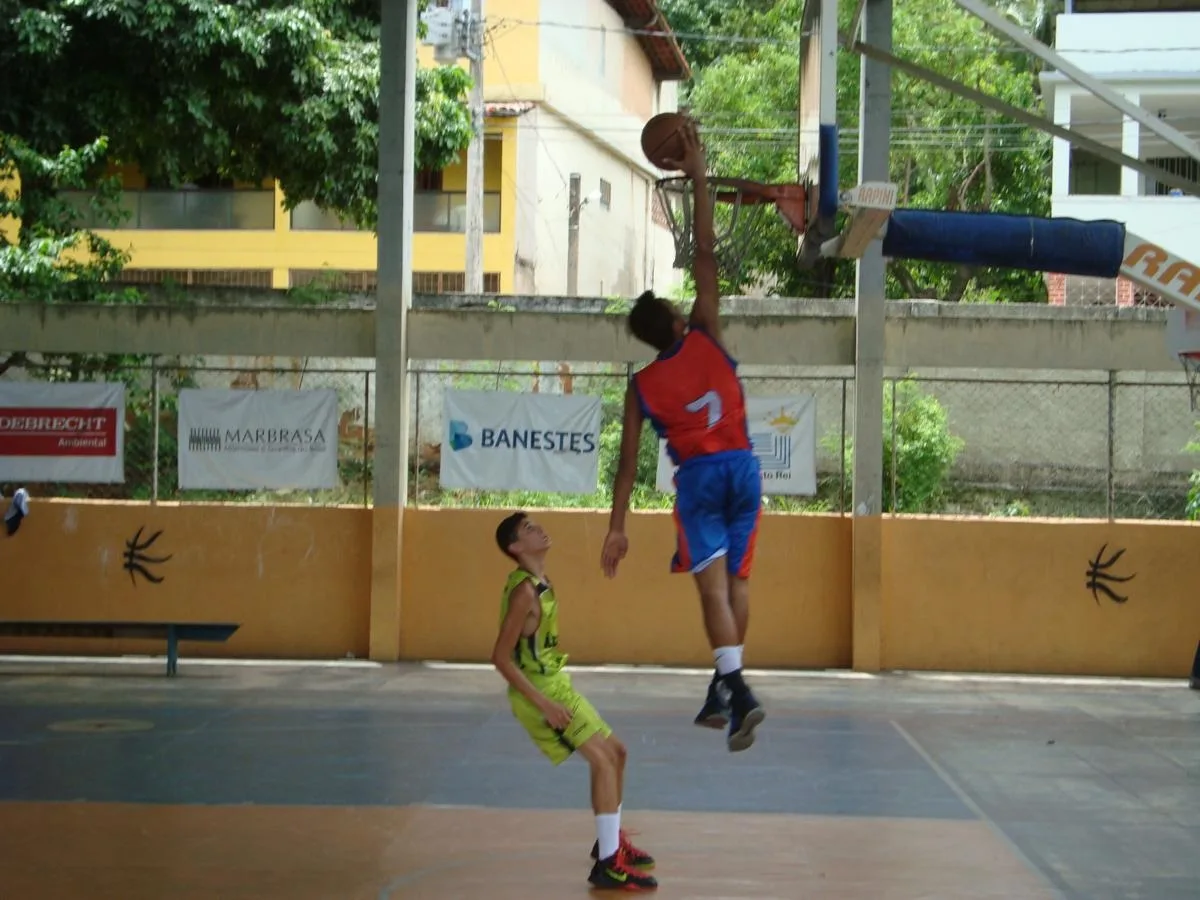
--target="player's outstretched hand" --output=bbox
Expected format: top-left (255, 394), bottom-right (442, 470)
top-left (541, 700), bottom-right (573, 731)
top-left (600, 530), bottom-right (629, 579)
top-left (661, 119), bottom-right (706, 181)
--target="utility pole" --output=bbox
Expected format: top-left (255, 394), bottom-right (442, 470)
top-left (464, 0), bottom-right (485, 295)
top-left (567, 173), bottom-right (581, 297)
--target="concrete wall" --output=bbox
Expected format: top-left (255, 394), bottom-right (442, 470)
top-left (0, 297), bottom-right (1182, 372)
top-left (4, 502), bottom-right (1197, 678)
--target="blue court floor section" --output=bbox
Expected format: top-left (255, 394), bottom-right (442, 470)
top-left (0, 701), bottom-right (971, 819)
top-left (3, 660), bottom-right (1198, 900)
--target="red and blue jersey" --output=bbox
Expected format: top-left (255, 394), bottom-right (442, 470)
top-left (632, 327), bottom-right (752, 466)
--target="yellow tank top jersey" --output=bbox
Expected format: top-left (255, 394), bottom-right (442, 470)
top-left (499, 568), bottom-right (568, 678)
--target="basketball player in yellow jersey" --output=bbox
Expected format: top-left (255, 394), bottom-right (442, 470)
top-left (492, 511), bottom-right (658, 891)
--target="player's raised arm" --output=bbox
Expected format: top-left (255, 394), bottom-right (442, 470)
top-left (664, 120), bottom-right (721, 344)
top-left (601, 382), bottom-right (643, 578)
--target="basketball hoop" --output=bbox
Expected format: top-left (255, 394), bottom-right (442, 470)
top-left (1181, 351), bottom-right (1200, 412)
top-left (654, 176), bottom-right (810, 284)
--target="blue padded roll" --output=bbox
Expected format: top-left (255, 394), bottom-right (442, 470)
top-left (880, 210), bottom-right (1127, 278)
top-left (817, 124), bottom-right (839, 221)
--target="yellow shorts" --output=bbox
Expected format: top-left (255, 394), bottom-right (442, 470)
top-left (509, 672), bottom-right (612, 766)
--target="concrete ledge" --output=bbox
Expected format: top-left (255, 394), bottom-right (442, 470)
top-left (0, 298), bottom-right (1180, 371)
top-left (0, 303), bottom-right (376, 359)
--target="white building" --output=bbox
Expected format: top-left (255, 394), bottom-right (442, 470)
top-left (500, 0), bottom-right (688, 298)
top-left (1040, 0), bottom-right (1200, 306)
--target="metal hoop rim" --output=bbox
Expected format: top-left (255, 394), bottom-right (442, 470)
top-left (653, 175), bottom-right (805, 207)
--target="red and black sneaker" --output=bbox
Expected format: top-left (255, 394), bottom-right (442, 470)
top-left (591, 829), bottom-right (656, 870)
top-left (588, 848), bottom-right (658, 892)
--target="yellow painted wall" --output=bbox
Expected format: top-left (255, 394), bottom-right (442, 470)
top-left (0, 500), bottom-right (371, 660)
top-left (882, 517), bottom-right (1200, 677)
top-left (417, 0), bottom-right (543, 96)
top-left (398, 509), bottom-right (853, 669)
top-left (5, 502), bottom-right (1196, 679)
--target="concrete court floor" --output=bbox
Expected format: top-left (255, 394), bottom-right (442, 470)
top-left (0, 657), bottom-right (1196, 900)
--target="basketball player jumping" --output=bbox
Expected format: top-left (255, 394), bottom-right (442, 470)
top-left (600, 120), bottom-right (766, 753)
top-left (493, 512), bottom-right (658, 891)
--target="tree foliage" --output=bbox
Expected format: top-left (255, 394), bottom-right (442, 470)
top-left (661, 0), bottom-right (1052, 302)
top-left (0, 0), bottom-right (473, 234)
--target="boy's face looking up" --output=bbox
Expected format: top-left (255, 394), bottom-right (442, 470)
top-left (495, 511), bottom-right (554, 565)
top-left (506, 515), bottom-right (551, 559)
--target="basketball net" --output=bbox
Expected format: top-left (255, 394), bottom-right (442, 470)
top-left (654, 177), bottom-right (807, 285)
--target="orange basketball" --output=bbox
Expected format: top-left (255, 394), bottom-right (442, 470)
top-left (641, 112), bottom-right (689, 170)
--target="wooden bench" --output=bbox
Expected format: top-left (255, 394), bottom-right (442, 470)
top-left (0, 621), bottom-right (241, 676)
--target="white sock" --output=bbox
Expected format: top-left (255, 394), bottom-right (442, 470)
top-left (714, 645), bottom-right (742, 676)
top-left (596, 812), bottom-right (621, 860)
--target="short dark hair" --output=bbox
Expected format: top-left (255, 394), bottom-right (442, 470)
top-left (628, 290), bottom-right (679, 352)
top-left (495, 511), bottom-right (527, 560)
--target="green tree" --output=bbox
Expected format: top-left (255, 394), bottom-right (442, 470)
top-left (671, 0), bottom-right (1052, 302)
top-left (1, 0), bottom-right (473, 233)
top-left (837, 378), bottom-right (965, 513)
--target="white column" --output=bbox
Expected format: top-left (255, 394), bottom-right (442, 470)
top-left (1121, 92), bottom-right (1142, 197)
top-left (1052, 89), bottom-right (1072, 200)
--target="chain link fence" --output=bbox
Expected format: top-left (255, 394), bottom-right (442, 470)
top-left (2, 353), bottom-right (1197, 520)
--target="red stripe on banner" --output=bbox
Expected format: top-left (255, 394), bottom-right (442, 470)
top-left (0, 408), bottom-right (119, 458)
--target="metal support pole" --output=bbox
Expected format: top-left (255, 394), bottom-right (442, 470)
top-left (889, 376), bottom-right (898, 511)
top-left (370, 0), bottom-right (417, 662)
top-left (1106, 370), bottom-right (1116, 520)
top-left (363, 370), bottom-right (371, 508)
top-left (567, 173), bottom-right (581, 296)
top-left (465, 0), bottom-right (485, 294)
top-left (839, 377), bottom-right (848, 515)
top-left (851, 0), bottom-right (891, 673)
top-left (150, 358), bottom-right (160, 505)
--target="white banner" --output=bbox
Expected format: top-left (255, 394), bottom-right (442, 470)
top-left (655, 394), bottom-right (818, 496)
top-left (0, 382), bottom-right (125, 483)
top-left (440, 389), bottom-right (602, 494)
top-left (177, 389), bottom-right (339, 490)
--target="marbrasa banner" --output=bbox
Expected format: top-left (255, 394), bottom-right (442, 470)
top-left (178, 388), bottom-right (339, 490)
top-left (440, 389), bottom-right (602, 494)
top-left (655, 394), bottom-right (818, 496)
top-left (0, 381), bottom-right (125, 483)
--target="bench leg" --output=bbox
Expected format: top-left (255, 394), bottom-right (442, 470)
top-left (167, 625), bottom-right (178, 677)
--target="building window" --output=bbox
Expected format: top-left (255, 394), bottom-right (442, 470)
top-left (292, 190), bottom-right (501, 232)
top-left (599, 179), bottom-right (612, 210)
top-left (58, 189), bottom-right (275, 230)
top-left (1068, 149), bottom-right (1119, 196)
top-left (1147, 157), bottom-right (1199, 197)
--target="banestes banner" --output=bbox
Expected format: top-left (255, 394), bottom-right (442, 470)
top-left (0, 382), bottom-right (125, 483)
top-left (440, 389), bottom-right (602, 494)
top-left (655, 394), bottom-right (818, 496)
top-left (177, 389), bottom-right (339, 490)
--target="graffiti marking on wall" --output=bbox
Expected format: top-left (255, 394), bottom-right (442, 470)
top-left (1086, 543), bottom-right (1135, 606)
top-left (123, 526), bottom-right (172, 586)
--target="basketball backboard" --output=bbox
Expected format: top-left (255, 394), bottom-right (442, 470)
top-left (797, 0), bottom-right (839, 266)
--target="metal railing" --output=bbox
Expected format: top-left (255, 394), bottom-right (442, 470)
top-left (59, 190), bottom-right (276, 230)
top-left (289, 193), bottom-right (503, 233)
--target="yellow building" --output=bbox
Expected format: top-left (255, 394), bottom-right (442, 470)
top-left (52, 0), bottom-right (689, 297)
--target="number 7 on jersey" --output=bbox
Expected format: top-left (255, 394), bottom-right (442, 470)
top-left (686, 390), bottom-right (723, 428)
